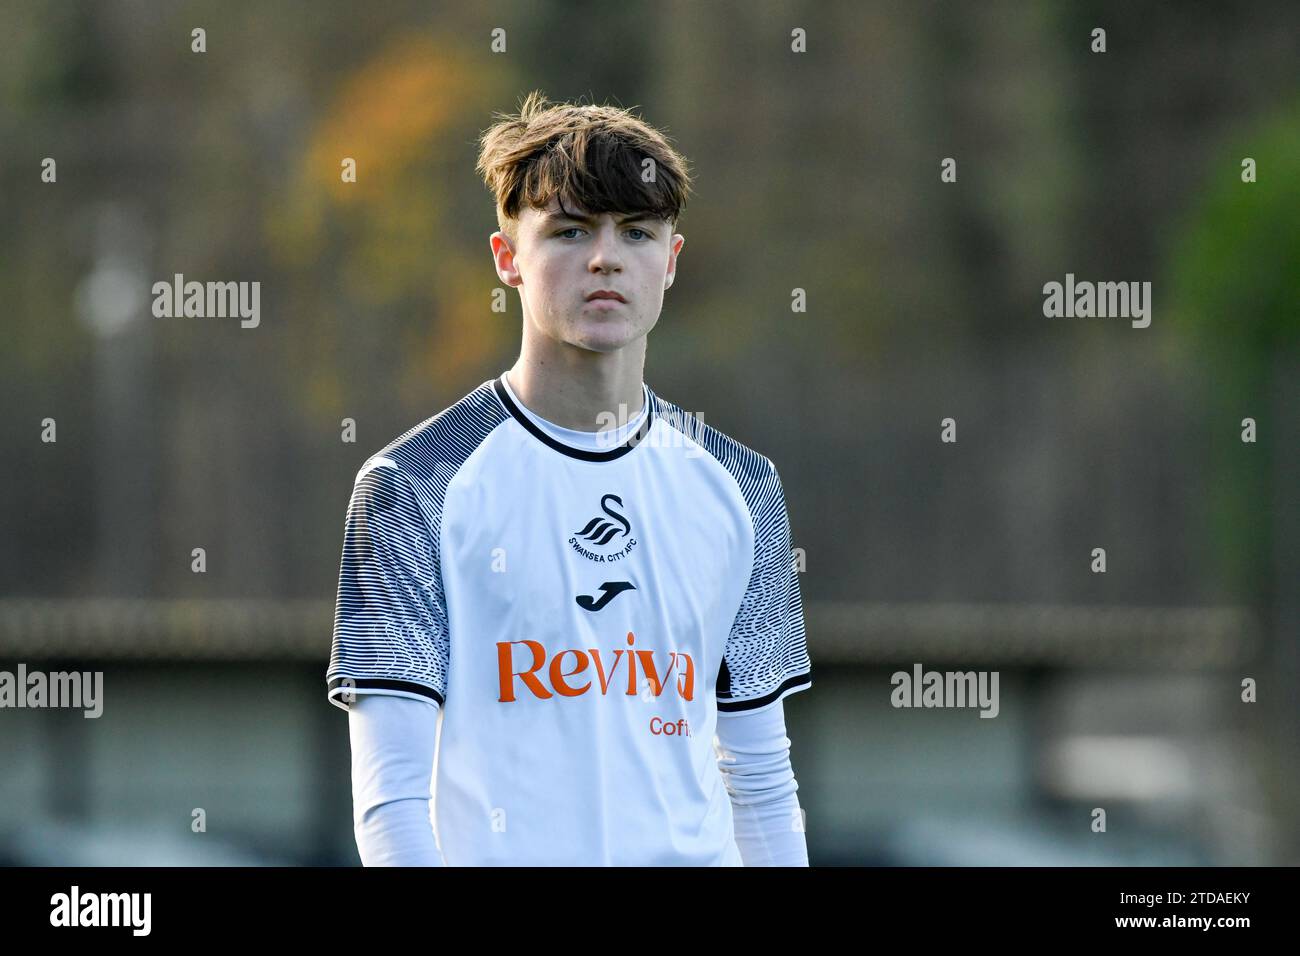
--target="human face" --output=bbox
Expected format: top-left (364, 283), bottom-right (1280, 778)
top-left (490, 198), bottom-right (685, 354)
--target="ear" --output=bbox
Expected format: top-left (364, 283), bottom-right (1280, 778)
top-left (490, 231), bottom-right (522, 288)
top-left (665, 233), bottom-right (685, 289)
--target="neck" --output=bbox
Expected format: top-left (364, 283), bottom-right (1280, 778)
top-left (507, 337), bottom-right (646, 433)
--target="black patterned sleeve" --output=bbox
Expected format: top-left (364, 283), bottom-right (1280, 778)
top-left (327, 459), bottom-right (449, 712)
top-left (716, 460), bottom-right (812, 713)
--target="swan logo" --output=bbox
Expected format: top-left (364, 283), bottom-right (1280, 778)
top-left (575, 494), bottom-right (631, 545)
top-left (569, 494), bottom-right (638, 562)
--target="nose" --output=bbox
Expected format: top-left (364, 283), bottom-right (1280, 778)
top-left (587, 222), bottom-right (623, 273)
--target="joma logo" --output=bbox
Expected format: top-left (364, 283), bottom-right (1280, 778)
top-left (497, 632), bottom-right (695, 702)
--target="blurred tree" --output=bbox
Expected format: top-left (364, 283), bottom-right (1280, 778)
top-left (1165, 100), bottom-right (1300, 604)
top-left (268, 33), bottom-right (512, 422)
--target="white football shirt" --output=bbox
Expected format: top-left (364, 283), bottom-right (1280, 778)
top-left (327, 372), bottom-right (813, 865)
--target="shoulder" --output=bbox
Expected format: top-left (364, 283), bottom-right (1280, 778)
top-left (352, 379), bottom-right (509, 493)
top-left (649, 386), bottom-right (782, 506)
top-left (650, 387), bottom-right (777, 477)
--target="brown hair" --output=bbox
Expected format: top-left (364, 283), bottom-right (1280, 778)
top-left (475, 90), bottom-right (693, 242)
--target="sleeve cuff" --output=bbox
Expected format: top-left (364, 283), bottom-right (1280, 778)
top-left (716, 671), bottom-right (811, 713)
top-left (327, 676), bottom-right (445, 712)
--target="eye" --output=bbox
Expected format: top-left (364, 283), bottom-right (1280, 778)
top-left (556, 227), bottom-right (583, 239)
top-left (627, 228), bottom-right (651, 241)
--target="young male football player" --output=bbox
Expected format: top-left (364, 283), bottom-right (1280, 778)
top-left (327, 91), bottom-right (813, 865)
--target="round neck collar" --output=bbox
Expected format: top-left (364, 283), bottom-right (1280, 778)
top-left (492, 373), bottom-right (654, 462)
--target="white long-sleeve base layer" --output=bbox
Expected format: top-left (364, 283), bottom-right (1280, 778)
top-left (713, 698), bottom-right (809, 866)
top-left (348, 693), bottom-right (445, 866)
top-left (347, 693), bottom-right (807, 866)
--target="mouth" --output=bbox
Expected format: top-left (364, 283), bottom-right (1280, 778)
top-left (586, 291), bottom-right (627, 303)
